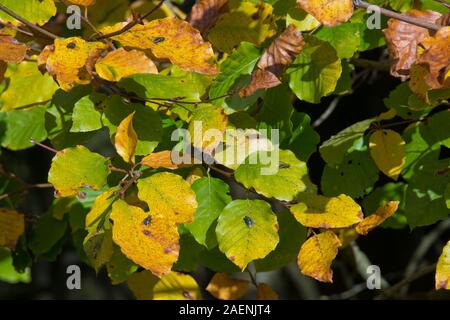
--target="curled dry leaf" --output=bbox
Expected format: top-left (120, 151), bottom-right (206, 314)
top-left (383, 9), bottom-right (442, 80)
top-left (415, 27), bottom-right (450, 89)
top-left (115, 112), bottom-right (138, 165)
top-left (256, 283), bottom-right (279, 300)
top-left (206, 273), bottom-right (249, 300)
top-left (0, 208), bottom-right (25, 250)
top-left (141, 150), bottom-right (180, 170)
top-left (297, 0), bottom-right (353, 27)
top-left (436, 240), bottom-right (450, 290)
top-left (39, 37), bottom-right (107, 91)
top-left (95, 48), bottom-right (158, 82)
top-left (297, 231), bottom-right (342, 283)
top-left (0, 35), bottom-right (27, 63)
top-left (437, 13), bottom-right (450, 26)
top-left (101, 17), bottom-right (218, 75)
top-left (240, 24), bottom-right (304, 97)
top-left (188, 0), bottom-right (229, 34)
top-left (356, 201), bottom-right (400, 235)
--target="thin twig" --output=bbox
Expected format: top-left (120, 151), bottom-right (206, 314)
top-left (313, 96), bottom-right (342, 128)
top-left (0, 4), bottom-right (59, 39)
top-left (433, 0), bottom-right (450, 9)
top-left (89, 0), bottom-right (165, 41)
top-left (354, 0), bottom-right (442, 31)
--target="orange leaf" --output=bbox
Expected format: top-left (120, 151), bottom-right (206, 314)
top-left (297, 231), bottom-right (342, 283)
top-left (297, 0), bottom-right (353, 27)
top-left (101, 17), bottom-right (218, 75)
top-left (206, 273), bottom-right (250, 300)
top-left (141, 151), bottom-right (180, 170)
top-left (356, 201), bottom-right (400, 235)
top-left (0, 35), bottom-right (27, 63)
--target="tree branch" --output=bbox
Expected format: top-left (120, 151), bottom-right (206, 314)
top-left (89, 0), bottom-right (166, 41)
top-left (0, 4), bottom-right (59, 40)
top-left (353, 0), bottom-right (442, 31)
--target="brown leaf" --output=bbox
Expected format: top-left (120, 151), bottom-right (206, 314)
top-left (188, 0), bottom-right (229, 34)
top-left (383, 9), bottom-right (442, 80)
top-left (206, 273), bottom-right (249, 300)
top-left (240, 24), bottom-right (304, 97)
top-left (256, 283), bottom-right (279, 300)
top-left (0, 35), bottom-right (27, 63)
top-left (437, 12), bottom-right (450, 26)
top-left (356, 201), bottom-right (400, 235)
top-left (416, 26), bottom-right (450, 89)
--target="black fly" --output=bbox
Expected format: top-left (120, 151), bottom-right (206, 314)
top-left (279, 162), bottom-right (290, 169)
top-left (143, 215), bottom-right (152, 226)
top-left (153, 37), bottom-right (165, 44)
top-left (66, 42), bottom-right (76, 49)
top-left (243, 216), bottom-right (255, 228)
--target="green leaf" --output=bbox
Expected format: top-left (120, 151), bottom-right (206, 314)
top-left (216, 199), bottom-right (279, 270)
top-left (255, 210), bottom-right (307, 272)
top-left (321, 151), bottom-right (379, 198)
top-left (0, 248), bottom-right (30, 284)
top-left (198, 247), bottom-right (240, 273)
top-left (48, 145), bottom-right (110, 197)
top-left (71, 95), bottom-right (103, 133)
top-left (235, 149), bottom-right (309, 201)
top-left (0, 105), bottom-right (47, 150)
top-left (384, 83), bottom-right (432, 120)
top-left (282, 112), bottom-right (320, 161)
top-left (106, 245), bottom-right (138, 285)
top-left (103, 95), bottom-right (162, 155)
top-left (404, 151), bottom-right (450, 228)
top-left (288, 36), bottom-right (342, 104)
top-left (118, 73), bottom-right (209, 102)
top-left (0, 61), bottom-right (58, 111)
top-left (28, 212), bottom-right (68, 255)
top-left (209, 42), bottom-right (261, 111)
top-left (256, 84), bottom-right (293, 143)
top-left (0, 0), bottom-right (56, 26)
top-left (186, 177), bottom-right (232, 249)
top-left (83, 229), bottom-right (113, 273)
top-left (315, 22), bottom-right (361, 59)
top-left (319, 119), bottom-right (373, 165)
top-left (173, 233), bottom-right (204, 272)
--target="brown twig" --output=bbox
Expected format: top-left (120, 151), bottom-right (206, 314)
top-left (353, 0), bottom-right (442, 31)
top-left (89, 0), bottom-right (166, 41)
top-left (0, 4), bottom-right (60, 39)
top-left (433, 0), bottom-right (450, 9)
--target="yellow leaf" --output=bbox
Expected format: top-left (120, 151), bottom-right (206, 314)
top-left (115, 112), bottom-right (138, 164)
top-left (0, 35), bottom-right (27, 63)
top-left (369, 129), bottom-right (406, 180)
top-left (208, 1), bottom-right (276, 53)
top-left (137, 172), bottom-right (198, 225)
top-left (95, 48), bottom-right (158, 82)
top-left (0, 208), bottom-right (25, 250)
top-left (297, 231), bottom-right (342, 283)
top-left (85, 188), bottom-right (118, 228)
top-left (127, 270), bottom-right (159, 300)
top-left (436, 240), bottom-right (450, 290)
top-left (188, 106), bottom-right (228, 151)
top-left (291, 193), bottom-right (363, 229)
top-left (153, 272), bottom-right (202, 300)
top-left (41, 37), bottom-right (107, 91)
top-left (141, 150), bottom-right (180, 170)
top-left (110, 200), bottom-right (180, 277)
top-left (206, 273), bottom-right (250, 300)
top-left (297, 0), bottom-right (353, 27)
top-left (101, 17), bottom-right (218, 75)
top-left (66, 0), bottom-right (96, 6)
top-left (336, 228), bottom-right (359, 248)
top-left (356, 201), bottom-right (399, 235)
top-left (256, 283), bottom-right (279, 300)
